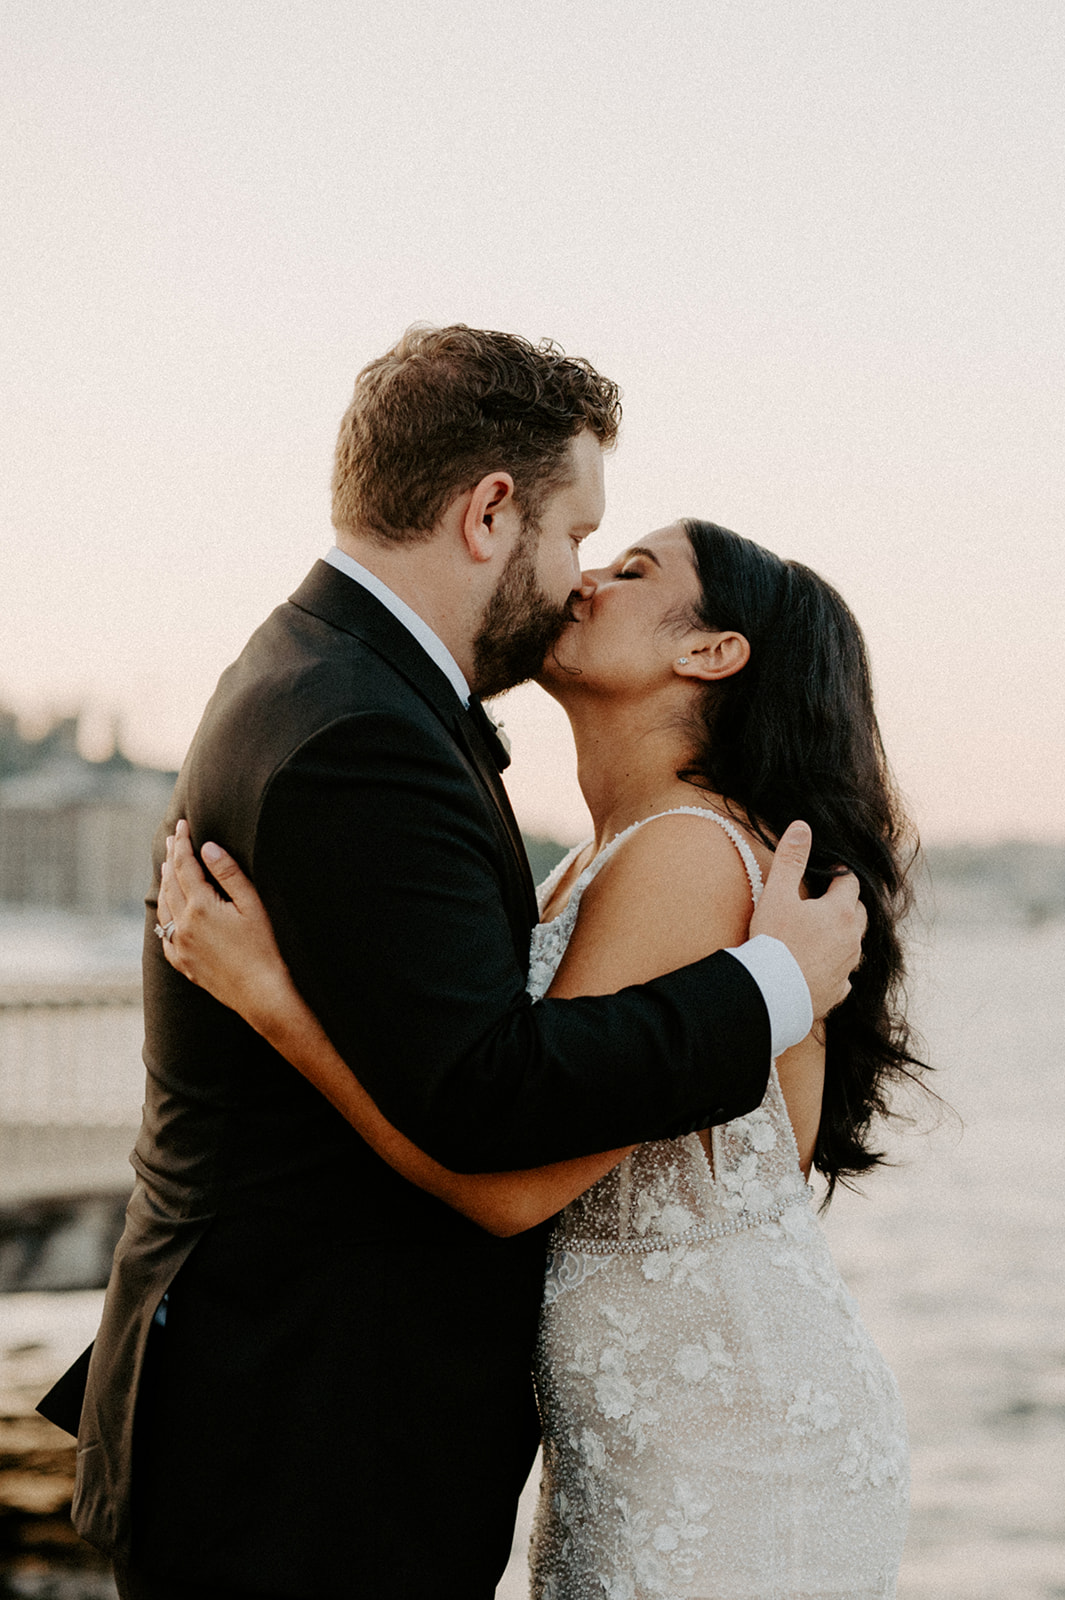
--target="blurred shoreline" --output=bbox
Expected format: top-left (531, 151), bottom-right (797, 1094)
top-left (3, 833), bottom-right (1065, 990)
top-left (2, 887), bottom-right (1063, 1596)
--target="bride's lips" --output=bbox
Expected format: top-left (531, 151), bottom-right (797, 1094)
top-left (565, 593), bottom-right (594, 624)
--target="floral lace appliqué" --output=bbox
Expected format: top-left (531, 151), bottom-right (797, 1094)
top-left (527, 811), bottom-right (909, 1598)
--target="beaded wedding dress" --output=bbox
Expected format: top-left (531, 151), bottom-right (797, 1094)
top-left (526, 809), bottom-right (909, 1600)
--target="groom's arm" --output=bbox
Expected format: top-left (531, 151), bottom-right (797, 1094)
top-left (253, 709), bottom-right (778, 1172)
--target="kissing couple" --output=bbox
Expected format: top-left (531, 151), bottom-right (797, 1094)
top-left (42, 325), bottom-right (921, 1599)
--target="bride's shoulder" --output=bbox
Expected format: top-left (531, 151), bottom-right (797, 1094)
top-left (548, 808), bottom-right (756, 996)
top-left (584, 807), bottom-right (757, 917)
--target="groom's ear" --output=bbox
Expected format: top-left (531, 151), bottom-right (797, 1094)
top-left (461, 471), bottom-right (519, 562)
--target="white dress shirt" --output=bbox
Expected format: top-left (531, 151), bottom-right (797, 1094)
top-left (322, 546), bottom-right (813, 1057)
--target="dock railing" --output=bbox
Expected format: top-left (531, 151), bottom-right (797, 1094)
top-left (0, 979), bottom-right (144, 1203)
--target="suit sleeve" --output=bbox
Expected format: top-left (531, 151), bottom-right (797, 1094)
top-left (252, 709), bottom-right (772, 1172)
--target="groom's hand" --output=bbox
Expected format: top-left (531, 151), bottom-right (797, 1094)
top-left (751, 821), bottom-right (866, 1022)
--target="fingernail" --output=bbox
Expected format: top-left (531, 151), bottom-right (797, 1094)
top-left (202, 842), bottom-right (223, 864)
top-left (176, 819), bottom-right (188, 838)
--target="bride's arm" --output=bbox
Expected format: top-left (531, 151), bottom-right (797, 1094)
top-left (158, 824), bottom-right (630, 1237)
top-left (159, 811), bottom-right (788, 1233)
top-left (547, 813), bottom-right (824, 1174)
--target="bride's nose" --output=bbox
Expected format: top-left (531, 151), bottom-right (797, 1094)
top-left (575, 572), bottom-right (599, 600)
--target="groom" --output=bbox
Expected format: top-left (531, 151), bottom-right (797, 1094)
top-left (41, 326), bottom-right (862, 1599)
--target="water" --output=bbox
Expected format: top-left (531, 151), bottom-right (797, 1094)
top-left (829, 919), bottom-right (1065, 1600)
top-left (0, 910), bottom-right (142, 986)
top-left (498, 919), bottom-right (1065, 1598)
top-left (2, 919), bottom-right (1063, 1596)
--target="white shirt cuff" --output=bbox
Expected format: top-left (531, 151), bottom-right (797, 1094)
top-left (725, 934), bottom-right (813, 1058)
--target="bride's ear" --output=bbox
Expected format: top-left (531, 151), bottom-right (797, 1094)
top-left (672, 631), bottom-right (750, 683)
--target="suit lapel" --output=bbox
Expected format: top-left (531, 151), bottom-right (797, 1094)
top-left (290, 562), bottom-right (467, 728)
top-left (450, 713), bottom-right (538, 919)
top-left (290, 563), bottom-right (538, 927)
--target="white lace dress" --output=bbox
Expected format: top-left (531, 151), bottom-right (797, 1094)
top-left (526, 808), bottom-right (909, 1600)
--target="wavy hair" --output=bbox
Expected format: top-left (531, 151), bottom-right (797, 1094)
top-left (678, 519), bottom-right (927, 1201)
top-left (332, 324), bottom-right (621, 543)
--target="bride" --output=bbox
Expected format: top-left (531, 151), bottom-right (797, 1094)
top-left (158, 517), bottom-right (922, 1598)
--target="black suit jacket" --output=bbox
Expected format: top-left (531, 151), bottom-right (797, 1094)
top-left (40, 563), bottom-right (771, 1596)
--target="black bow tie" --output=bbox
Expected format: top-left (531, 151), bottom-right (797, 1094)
top-left (466, 696), bottom-right (512, 771)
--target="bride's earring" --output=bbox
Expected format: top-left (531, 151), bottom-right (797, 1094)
top-left (676, 657), bottom-right (689, 666)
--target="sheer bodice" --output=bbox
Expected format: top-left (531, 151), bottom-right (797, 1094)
top-left (526, 809), bottom-right (909, 1600)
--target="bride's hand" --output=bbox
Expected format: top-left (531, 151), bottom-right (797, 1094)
top-left (158, 820), bottom-right (296, 1030)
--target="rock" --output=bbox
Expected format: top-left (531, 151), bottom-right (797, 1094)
top-left (0, 1473), bottom-right (72, 1518)
top-left (0, 1293), bottom-right (104, 1570)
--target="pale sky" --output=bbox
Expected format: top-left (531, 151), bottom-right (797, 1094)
top-left (3, 0), bottom-right (1062, 844)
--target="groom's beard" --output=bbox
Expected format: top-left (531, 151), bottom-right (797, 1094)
top-left (471, 527), bottom-right (575, 699)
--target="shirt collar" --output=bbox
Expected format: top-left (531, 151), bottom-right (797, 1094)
top-left (323, 546), bottom-right (471, 708)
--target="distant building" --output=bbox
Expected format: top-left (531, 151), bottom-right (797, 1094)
top-left (0, 715), bottom-right (175, 914)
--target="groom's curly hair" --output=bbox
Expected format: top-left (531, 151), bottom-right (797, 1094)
top-left (331, 325), bottom-right (621, 543)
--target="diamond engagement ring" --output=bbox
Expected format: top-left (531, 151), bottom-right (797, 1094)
top-left (154, 921), bottom-right (176, 942)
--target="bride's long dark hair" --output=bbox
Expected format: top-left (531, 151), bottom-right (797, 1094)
top-left (678, 519), bottom-right (926, 1202)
